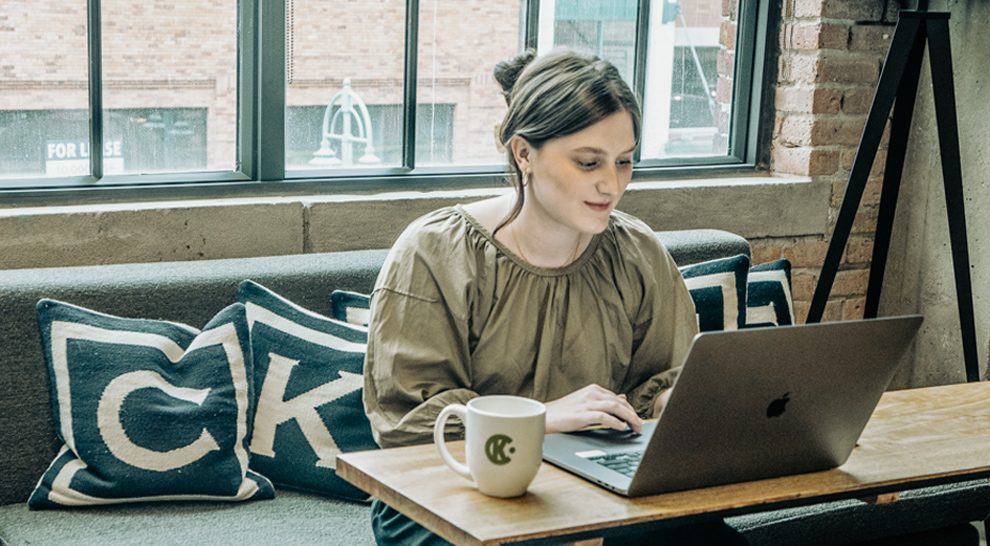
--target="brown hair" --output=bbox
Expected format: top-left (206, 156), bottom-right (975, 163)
top-left (492, 48), bottom-right (642, 233)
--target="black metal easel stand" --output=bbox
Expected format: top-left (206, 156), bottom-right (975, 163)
top-left (806, 10), bottom-right (980, 383)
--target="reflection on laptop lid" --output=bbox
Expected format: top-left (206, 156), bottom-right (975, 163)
top-left (542, 315), bottom-right (923, 497)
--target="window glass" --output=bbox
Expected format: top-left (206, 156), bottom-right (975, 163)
top-left (643, 0), bottom-right (729, 159)
top-left (415, 0), bottom-right (520, 168)
top-left (101, 1), bottom-right (236, 175)
top-left (285, 0), bottom-right (407, 171)
top-left (543, 0), bottom-right (731, 160)
top-left (0, 2), bottom-right (89, 180)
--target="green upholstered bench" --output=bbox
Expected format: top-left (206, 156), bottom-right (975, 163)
top-left (2, 230), bottom-right (986, 546)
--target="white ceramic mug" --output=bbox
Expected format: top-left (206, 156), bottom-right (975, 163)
top-left (434, 395), bottom-right (546, 498)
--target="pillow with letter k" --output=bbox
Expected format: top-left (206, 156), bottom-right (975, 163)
top-left (238, 281), bottom-right (378, 502)
top-left (30, 300), bottom-right (274, 509)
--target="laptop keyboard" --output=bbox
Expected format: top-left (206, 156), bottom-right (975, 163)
top-left (588, 451), bottom-right (643, 478)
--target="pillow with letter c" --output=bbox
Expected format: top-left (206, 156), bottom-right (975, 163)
top-left (29, 299), bottom-right (274, 509)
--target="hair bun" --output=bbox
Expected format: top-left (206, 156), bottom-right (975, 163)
top-left (493, 49), bottom-right (537, 105)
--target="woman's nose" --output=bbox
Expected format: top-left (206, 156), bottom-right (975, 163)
top-left (598, 166), bottom-right (620, 195)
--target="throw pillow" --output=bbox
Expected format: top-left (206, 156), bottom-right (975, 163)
top-left (746, 259), bottom-right (795, 328)
top-left (330, 290), bottom-right (371, 328)
top-left (239, 281), bottom-right (377, 501)
top-left (30, 300), bottom-right (274, 509)
top-left (678, 254), bottom-right (750, 331)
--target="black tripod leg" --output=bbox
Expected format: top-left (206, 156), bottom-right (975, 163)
top-left (807, 15), bottom-right (922, 323)
top-left (926, 16), bottom-right (980, 382)
top-left (864, 23), bottom-right (928, 319)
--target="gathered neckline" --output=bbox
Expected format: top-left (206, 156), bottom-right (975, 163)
top-left (452, 204), bottom-right (603, 277)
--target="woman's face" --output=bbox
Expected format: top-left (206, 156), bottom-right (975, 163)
top-left (513, 110), bottom-right (636, 237)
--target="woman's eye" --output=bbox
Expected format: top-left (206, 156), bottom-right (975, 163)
top-left (577, 160), bottom-right (598, 169)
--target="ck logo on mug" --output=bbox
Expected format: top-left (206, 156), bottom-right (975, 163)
top-left (485, 434), bottom-right (514, 465)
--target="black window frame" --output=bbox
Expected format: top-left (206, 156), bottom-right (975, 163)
top-left (0, 0), bottom-right (774, 206)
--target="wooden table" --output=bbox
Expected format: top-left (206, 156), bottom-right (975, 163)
top-left (338, 382), bottom-right (990, 545)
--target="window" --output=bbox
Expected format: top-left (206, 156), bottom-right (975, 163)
top-left (0, 0), bottom-right (768, 193)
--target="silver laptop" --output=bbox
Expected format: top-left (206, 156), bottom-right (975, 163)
top-left (542, 315), bottom-right (923, 497)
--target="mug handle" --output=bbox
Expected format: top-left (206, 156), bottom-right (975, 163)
top-left (434, 404), bottom-right (472, 481)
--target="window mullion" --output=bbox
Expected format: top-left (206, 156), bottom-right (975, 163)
top-left (87, 0), bottom-right (104, 181)
top-left (403, 0), bottom-right (420, 170)
top-left (631, 0), bottom-right (651, 163)
top-left (736, 0), bottom-right (773, 165)
top-left (238, 0), bottom-right (257, 179)
top-left (524, 0), bottom-right (541, 50)
top-left (255, 0), bottom-right (286, 181)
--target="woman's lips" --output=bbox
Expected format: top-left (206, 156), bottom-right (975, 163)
top-left (586, 202), bottom-right (610, 212)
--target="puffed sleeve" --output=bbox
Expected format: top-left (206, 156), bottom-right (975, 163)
top-left (609, 214), bottom-right (699, 418)
top-left (362, 211), bottom-right (481, 448)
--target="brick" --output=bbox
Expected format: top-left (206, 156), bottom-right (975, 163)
top-left (775, 86), bottom-right (841, 114)
top-left (778, 115), bottom-right (815, 146)
top-left (722, 0), bottom-right (736, 19)
top-left (833, 268), bottom-right (870, 296)
top-left (771, 145), bottom-right (840, 176)
top-left (786, 54), bottom-right (880, 85)
top-left (849, 24), bottom-right (894, 53)
top-left (809, 116), bottom-right (867, 146)
top-left (840, 145), bottom-right (889, 175)
top-left (840, 87), bottom-right (876, 114)
top-left (851, 205), bottom-right (879, 234)
top-left (822, 0), bottom-right (885, 22)
top-left (717, 49), bottom-right (735, 77)
top-left (783, 238), bottom-right (830, 268)
top-left (793, 301), bottom-right (811, 325)
top-left (821, 299), bottom-right (845, 323)
top-left (817, 55), bottom-right (881, 84)
top-left (785, 22), bottom-right (849, 51)
top-left (860, 175), bottom-right (885, 206)
top-left (842, 297), bottom-right (866, 320)
top-left (720, 20), bottom-right (737, 49)
top-left (792, 0), bottom-right (825, 18)
top-left (780, 115), bottom-right (863, 148)
top-left (790, 269), bottom-right (820, 302)
top-left (750, 239), bottom-right (785, 264)
top-left (795, 297), bottom-right (844, 324)
top-left (845, 235), bottom-right (874, 264)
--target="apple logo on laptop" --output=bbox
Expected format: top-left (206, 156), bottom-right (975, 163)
top-left (766, 392), bottom-right (790, 418)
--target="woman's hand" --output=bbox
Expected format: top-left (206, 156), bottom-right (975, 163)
top-left (544, 384), bottom-right (644, 434)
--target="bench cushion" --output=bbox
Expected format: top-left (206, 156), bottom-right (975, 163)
top-left (0, 490), bottom-right (374, 546)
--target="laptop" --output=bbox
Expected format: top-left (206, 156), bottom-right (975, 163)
top-left (542, 315), bottom-right (923, 497)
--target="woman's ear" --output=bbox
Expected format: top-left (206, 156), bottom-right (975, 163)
top-left (509, 135), bottom-right (533, 174)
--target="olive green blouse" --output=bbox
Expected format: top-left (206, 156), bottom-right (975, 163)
top-left (363, 205), bottom-right (698, 448)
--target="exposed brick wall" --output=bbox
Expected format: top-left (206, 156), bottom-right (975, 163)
top-left (752, 0), bottom-right (898, 323)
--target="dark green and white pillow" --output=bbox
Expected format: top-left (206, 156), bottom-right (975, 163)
top-left (239, 281), bottom-right (377, 502)
top-left (678, 254), bottom-right (750, 331)
top-left (746, 259), bottom-right (795, 328)
top-left (330, 290), bottom-right (371, 328)
top-left (30, 300), bottom-right (274, 509)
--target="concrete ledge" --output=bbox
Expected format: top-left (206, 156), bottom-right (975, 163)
top-left (0, 175), bottom-right (826, 270)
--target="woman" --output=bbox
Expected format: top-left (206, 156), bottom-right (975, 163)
top-left (363, 48), bottom-right (744, 545)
